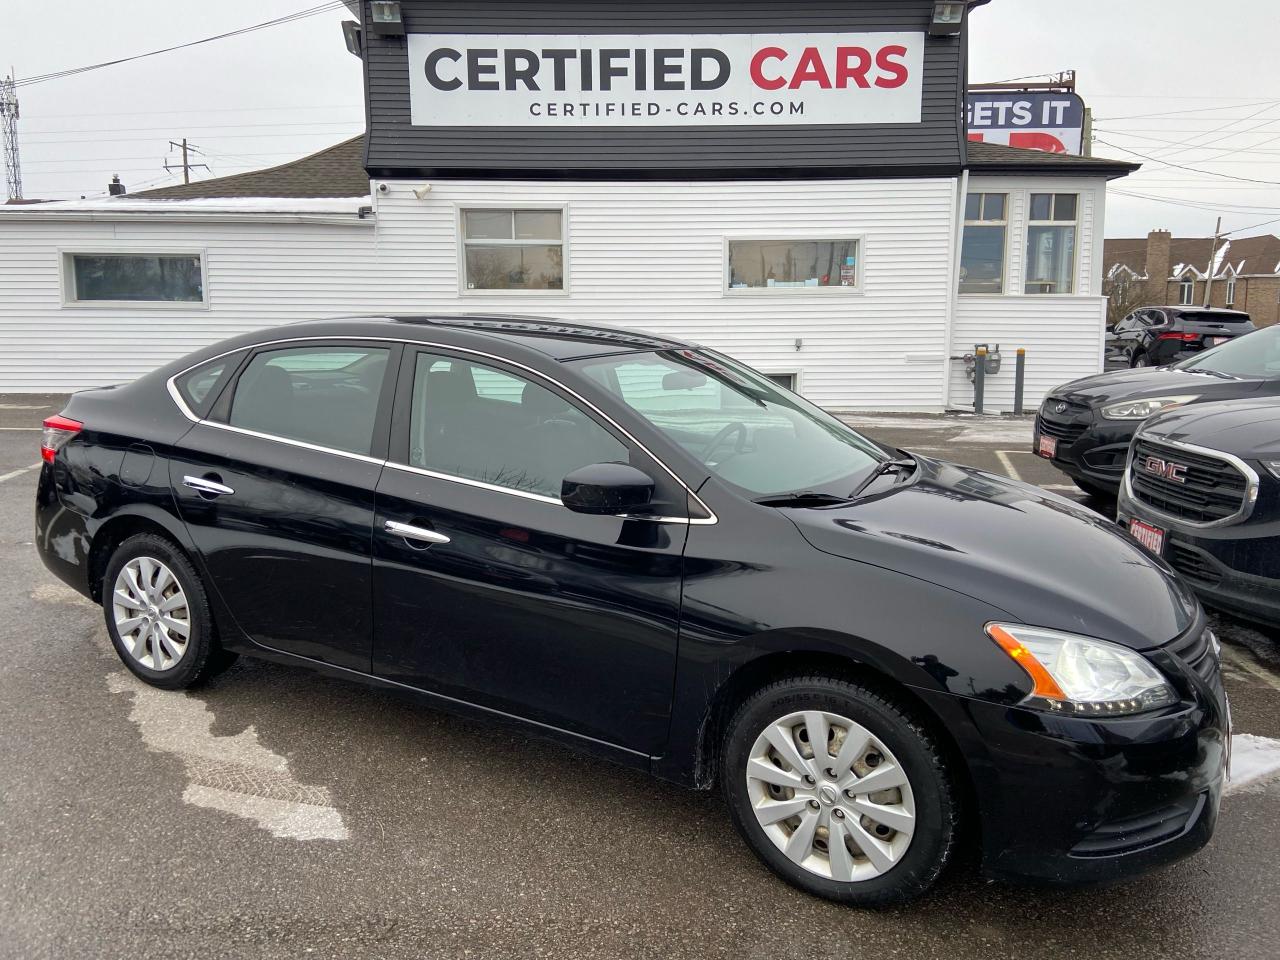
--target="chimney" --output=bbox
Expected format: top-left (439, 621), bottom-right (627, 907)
top-left (107, 174), bottom-right (126, 197)
top-left (1145, 229), bottom-right (1171, 304)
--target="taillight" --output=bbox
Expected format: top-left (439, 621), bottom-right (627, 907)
top-left (40, 415), bottom-right (82, 463)
top-left (1157, 332), bottom-right (1199, 342)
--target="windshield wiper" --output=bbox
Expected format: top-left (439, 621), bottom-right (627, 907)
top-left (752, 491), bottom-right (853, 507)
top-left (848, 457), bottom-right (917, 499)
top-left (1186, 368), bottom-right (1239, 380)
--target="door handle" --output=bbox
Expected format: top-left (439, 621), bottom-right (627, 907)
top-left (183, 475), bottom-right (235, 497)
top-left (385, 520), bottom-right (450, 545)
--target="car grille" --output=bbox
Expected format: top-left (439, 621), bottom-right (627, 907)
top-left (1165, 625), bottom-right (1220, 684)
top-left (1036, 400), bottom-right (1089, 446)
top-left (1167, 543), bottom-right (1223, 587)
top-left (1128, 437), bottom-right (1250, 524)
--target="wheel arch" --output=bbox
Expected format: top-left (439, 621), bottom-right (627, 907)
top-left (687, 644), bottom-right (981, 858)
top-left (86, 507), bottom-right (196, 604)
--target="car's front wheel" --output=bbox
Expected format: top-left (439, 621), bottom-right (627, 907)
top-left (103, 533), bottom-right (232, 689)
top-left (721, 676), bottom-right (957, 905)
top-left (1132, 351), bottom-right (1151, 368)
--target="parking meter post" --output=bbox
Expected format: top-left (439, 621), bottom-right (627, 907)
top-left (1014, 348), bottom-right (1026, 416)
top-left (974, 347), bottom-right (987, 415)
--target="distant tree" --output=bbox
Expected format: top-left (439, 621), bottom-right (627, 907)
top-left (1103, 274), bottom-right (1149, 327)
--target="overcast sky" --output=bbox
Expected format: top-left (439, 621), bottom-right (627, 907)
top-left (6, 1), bottom-right (1280, 240)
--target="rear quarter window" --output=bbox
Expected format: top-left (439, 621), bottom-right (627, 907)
top-left (172, 353), bottom-right (242, 418)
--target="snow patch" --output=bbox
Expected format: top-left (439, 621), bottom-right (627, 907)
top-left (1227, 735), bottom-right (1280, 794)
top-left (107, 671), bottom-right (348, 840)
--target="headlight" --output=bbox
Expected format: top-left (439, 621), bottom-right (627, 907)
top-left (987, 623), bottom-right (1178, 716)
top-left (1099, 395), bottom-right (1199, 420)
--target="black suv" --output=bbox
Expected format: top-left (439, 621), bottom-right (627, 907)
top-left (1035, 324), bottom-right (1280, 498)
top-left (1112, 306), bottom-right (1253, 368)
top-left (1118, 397), bottom-right (1280, 630)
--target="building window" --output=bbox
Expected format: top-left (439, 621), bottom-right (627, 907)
top-left (727, 238), bottom-right (859, 292)
top-left (959, 192), bottom-right (1007, 295)
top-left (65, 253), bottom-right (205, 304)
top-left (1225, 277), bottom-right (1236, 306)
top-left (1179, 279), bottom-right (1194, 305)
top-left (763, 373), bottom-right (798, 391)
top-left (461, 208), bottom-right (564, 292)
top-left (1024, 193), bottom-right (1077, 295)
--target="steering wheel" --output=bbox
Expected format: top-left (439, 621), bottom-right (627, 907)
top-left (701, 421), bottom-right (749, 462)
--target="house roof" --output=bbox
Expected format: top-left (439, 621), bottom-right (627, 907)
top-left (964, 141), bottom-right (1139, 179)
top-left (1105, 233), bottom-right (1280, 280)
top-left (137, 135), bottom-right (368, 199)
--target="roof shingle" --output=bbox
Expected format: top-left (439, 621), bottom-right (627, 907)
top-left (137, 135), bottom-right (368, 199)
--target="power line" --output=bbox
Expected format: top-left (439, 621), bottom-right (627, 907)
top-left (1095, 100), bottom-right (1280, 122)
top-left (1095, 139), bottom-right (1280, 187)
top-left (1110, 189), bottom-right (1280, 214)
top-left (15, 2), bottom-right (345, 87)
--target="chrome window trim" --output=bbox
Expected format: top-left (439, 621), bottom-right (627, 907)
top-left (1124, 433), bottom-right (1259, 529)
top-left (166, 333), bottom-right (718, 525)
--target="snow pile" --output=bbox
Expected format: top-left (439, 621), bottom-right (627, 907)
top-left (1227, 734), bottom-right (1280, 794)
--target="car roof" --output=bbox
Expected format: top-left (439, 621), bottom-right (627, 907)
top-left (1152, 306), bottom-right (1250, 315)
top-left (292, 314), bottom-right (692, 360)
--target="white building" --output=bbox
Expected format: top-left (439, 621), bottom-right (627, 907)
top-left (0, 1), bottom-right (1135, 412)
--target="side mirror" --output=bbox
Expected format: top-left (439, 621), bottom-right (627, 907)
top-left (561, 462), bottom-right (655, 516)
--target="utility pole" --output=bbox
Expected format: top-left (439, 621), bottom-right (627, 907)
top-left (1202, 216), bottom-right (1223, 308)
top-left (163, 138), bottom-right (209, 185)
top-left (1, 69), bottom-right (21, 200)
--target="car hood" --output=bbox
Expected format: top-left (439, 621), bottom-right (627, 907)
top-left (1142, 396), bottom-right (1280, 460)
top-left (786, 457), bottom-right (1197, 650)
top-left (1053, 367), bottom-right (1262, 406)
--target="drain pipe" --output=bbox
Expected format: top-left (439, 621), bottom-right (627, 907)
top-left (941, 168), bottom-right (969, 410)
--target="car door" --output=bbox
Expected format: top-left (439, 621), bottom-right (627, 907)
top-left (169, 340), bottom-right (399, 672)
top-left (371, 347), bottom-right (689, 755)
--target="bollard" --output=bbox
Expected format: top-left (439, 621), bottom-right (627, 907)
top-left (974, 347), bottom-right (987, 415)
top-left (1013, 348), bottom-right (1026, 416)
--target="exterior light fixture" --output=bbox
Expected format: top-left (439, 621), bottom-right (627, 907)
top-left (367, 1), bottom-right (405, 37)
top-left (928, 1), bottom-right (966, 36)
top-left (341, 21), bottom-right (363, 58)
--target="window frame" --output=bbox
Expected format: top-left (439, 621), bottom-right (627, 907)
top-left (1178, 279), bottom-right (1195, 306)
top-left (60, 248), bottom-right (210, 309)
top-left (1225, 276), bottom-right (1236, 306)
top-left (958, 192), bottom-right (1009, 297)
top-left (455, 203), bottom-right (570, 297)
top-left (212, 339), bottom-right (401, 462)
top-left (723, 234), bottom-right (864, 296)
top-left (1023, 193), bottom-right (1079, 296)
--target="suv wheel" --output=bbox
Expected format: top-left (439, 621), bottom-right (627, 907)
top-left (103, 533), bottom-right (233, 689)
top-left (1132, 352), bottom-right (1150, 368)
top-left (721, 676), bottom-right (957, 905)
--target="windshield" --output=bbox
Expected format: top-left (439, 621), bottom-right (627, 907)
top-left (1173, 325), bottom-right (1280, 379)
top-left (571, 349), bottom-right (887, 496)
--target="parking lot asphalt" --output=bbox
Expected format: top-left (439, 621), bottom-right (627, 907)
top-left (2, 396), bottom-right (1279, 960)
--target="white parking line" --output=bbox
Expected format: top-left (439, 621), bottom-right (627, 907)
top-left (0, 427), bottom-right (40, 431)
top-left (0, 463), bottom-right (41, 484)
top-left (994, 450), bottom-right (1023, 482)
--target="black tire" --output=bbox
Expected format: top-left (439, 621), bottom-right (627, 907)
top-left (1072, 477), bottom-right (1116, 500)
top-left (721, 675), bottom-right (957, 906)
top-left (1132, 352), bottom-right (1150, 368)
top-left (102, 532), bottom-right (233, 690)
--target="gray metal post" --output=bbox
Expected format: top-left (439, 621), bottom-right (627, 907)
top-left (1013, 348), bottom-right (1026, 415)
top-left (973, 347), bottom-right (986, 415)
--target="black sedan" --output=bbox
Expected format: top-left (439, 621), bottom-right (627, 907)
top-left (1036, 323), bottom-right (1280, 498)
top-left (36, 316), bottom-right (1227, 905)
top-left (1118, 397), bottom-right (1280, 631)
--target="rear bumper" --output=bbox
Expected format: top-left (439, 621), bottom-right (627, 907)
top-left (34, 462), bottom-right (95, 599)
top-left (916, 650), bottom-right (1228, 885)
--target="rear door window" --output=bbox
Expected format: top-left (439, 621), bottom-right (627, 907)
top-left (228, 344), bottom-right (391, 456)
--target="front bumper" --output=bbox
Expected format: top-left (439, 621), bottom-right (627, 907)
top-left (915, 632), bottom-right (1228, 884)
top-left (1034, 402), bottom-right (1136, 495)
top-left (1118, 491), bottom-right (1280, 630)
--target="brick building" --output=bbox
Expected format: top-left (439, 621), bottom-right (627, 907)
top-left (1103, 230), bottom-right (1280, 328)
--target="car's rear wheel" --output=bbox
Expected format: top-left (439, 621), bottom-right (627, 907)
top-left (721, 675), bottom-right (957, 906)
top-left (1132, 352), bottom-right (1150, 368)
top-left (103, 533), bottom-right (232, 689)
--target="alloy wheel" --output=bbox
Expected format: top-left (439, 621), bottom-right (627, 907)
top-left (744, 710), bottom-right (916, 882)
top-left (111, 556), bottom-right (191, 671)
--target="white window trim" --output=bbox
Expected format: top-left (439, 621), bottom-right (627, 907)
top-left (723, 234), bottom-right (864, 296)
top-left (455, 202), bottom-right (570, 297)
top-left (59, 248), bottom-right (210, 310)
top-left (958, 192), bottom-right (1009, 297)
top-left (1178, 279), bottom-right (1195, 305)
top-left (1023, 193), bottom-right (1079, 296)
top-left (1225, 277), bottom-right (1236, 306)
